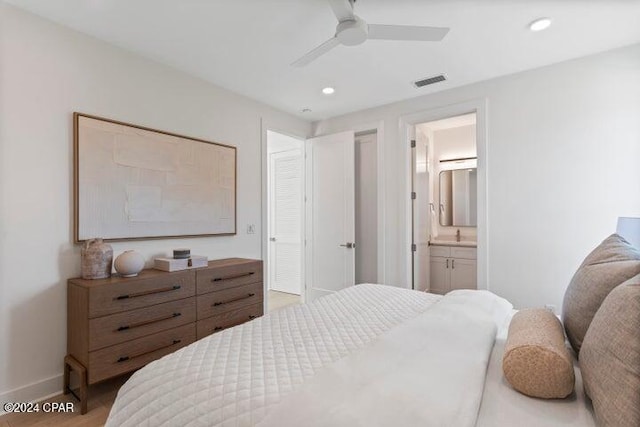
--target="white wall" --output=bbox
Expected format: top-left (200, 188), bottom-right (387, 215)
top-left (313, 43), bottom-right (640, 311)
top-left (0, 4), bottom-right (310, 402)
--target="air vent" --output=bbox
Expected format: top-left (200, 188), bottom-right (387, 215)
top-left (413, 74), bottom-right (446, 88)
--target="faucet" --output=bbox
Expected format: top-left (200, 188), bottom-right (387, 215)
top-left (456, 229), bottom-right (461, 242)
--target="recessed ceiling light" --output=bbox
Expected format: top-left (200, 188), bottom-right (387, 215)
top-left (322, 87), bottom-right (335, 95)
top-left (529, 17), bottom-right (551, 32)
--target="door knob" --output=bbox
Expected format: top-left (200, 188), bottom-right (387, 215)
top-left (269, 237), bottom-right (276, 242)
top-left (339, 242), bottom-right (356, 249)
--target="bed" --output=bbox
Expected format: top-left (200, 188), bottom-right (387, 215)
top-left (476, 312), bottom-right (595, 427)
top-left (105, 284), bottom-right (596, 427)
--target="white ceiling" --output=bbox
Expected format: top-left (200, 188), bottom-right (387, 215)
top-left (7, 0), bottom-right (640, 121)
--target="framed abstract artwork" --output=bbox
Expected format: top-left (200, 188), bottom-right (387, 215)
top-left (73, 113), bottom-right (236, 242)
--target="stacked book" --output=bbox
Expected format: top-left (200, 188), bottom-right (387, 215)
top-left (154, 248), bottom-right (208, 272)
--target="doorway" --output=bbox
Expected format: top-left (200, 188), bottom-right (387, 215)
top-left (411, 112), bottom-right (480, 293)
top-left (266, 130), bottom-right (304, 311)
top-left (355, 132), bottom-right (378, 284)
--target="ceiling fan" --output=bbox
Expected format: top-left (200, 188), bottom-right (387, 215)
top-left (291, 0), bottom-right (450, 67)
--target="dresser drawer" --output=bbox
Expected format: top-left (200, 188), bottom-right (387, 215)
top-left (88, 323), bottom-right (195, 384)
top-left (88, 271), bottom-right (195, 318)
top-left (196, 260), bottom-right (262, 295)
top-left (197, 282), bottom-right (263, 319)
top-left (196, 303), bottom-right (263, 339)
top-left (89, 297), bottom-right (196, 351)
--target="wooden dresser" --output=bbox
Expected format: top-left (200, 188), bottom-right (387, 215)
top-left (65, 258), bottom-right (263, 414)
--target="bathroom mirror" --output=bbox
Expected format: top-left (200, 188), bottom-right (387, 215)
top-left (439, 168), bottom-right (477, 227)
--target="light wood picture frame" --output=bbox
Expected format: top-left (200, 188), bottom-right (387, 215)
top-left (73, 113), bottom-right (237, 242)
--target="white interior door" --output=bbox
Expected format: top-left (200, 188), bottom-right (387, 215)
top-left (268, 149), bottom-right (303, 295)
top-left (305, 130), bottom-right (355, 301)
top-left (413, 128), bottom-right (431, 291)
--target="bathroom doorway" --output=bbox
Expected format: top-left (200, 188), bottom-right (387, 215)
top-left (410, 112), bottom-right (480, 294)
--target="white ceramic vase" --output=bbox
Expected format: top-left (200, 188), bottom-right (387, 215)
top-left (114, 250), bottom-right (145, 277)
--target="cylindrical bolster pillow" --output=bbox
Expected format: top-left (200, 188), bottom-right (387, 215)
top-left (503, 308), bottom-right (575, 399)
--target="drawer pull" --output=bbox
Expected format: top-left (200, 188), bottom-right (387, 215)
top-left (212, 272), bottom-right (255, 282)
top-left (212, 293), bottom-right (255, 307)
top-left (115, 285), bottom-right (181, 300)
top-left (213, 315), bottom-right (257, 333)
top-left (116, 339), bottom-right (182, 363)
top-left (116, 312), bottom-right (181, 332)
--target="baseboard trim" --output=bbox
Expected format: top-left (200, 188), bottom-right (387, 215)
top-left (0, 374), bottom-right (63, 416)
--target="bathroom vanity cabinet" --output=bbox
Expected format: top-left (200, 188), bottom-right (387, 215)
top-left (429, 245), bottom-right (477, 294)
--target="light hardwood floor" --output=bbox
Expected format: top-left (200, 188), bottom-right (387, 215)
top-left (267, 290), bottom-right (301, 312)
top-left (2, 291), bottom-right (302, 426)
top-left (0, 375), bottom-right (130, 427)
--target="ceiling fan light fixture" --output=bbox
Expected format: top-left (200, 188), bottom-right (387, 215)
top-left (291, 0), bottom-right (450, 67)
top-left (336, 17), bottom-right (368, 46)
top-left (322, 87), bottom-right (335, 95)
top-left (529, 17), bottom-right (552, 32)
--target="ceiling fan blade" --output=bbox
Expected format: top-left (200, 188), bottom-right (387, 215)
top-left (328, 0), bottom-right (355, 22)
top-left (368, 24), bottom-right (450, 41)
top-left (291, 37), bottom-right (340, 67)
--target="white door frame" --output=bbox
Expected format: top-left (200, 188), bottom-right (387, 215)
top-left (261, 121), bottom-right (307, 310)
top-left (312, 120), bottom-right (386, 284)
top-left (399, 99), bottom-right (489, 291)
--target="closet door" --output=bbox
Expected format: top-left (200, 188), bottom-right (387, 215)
top-left (268, 149), bottom-right (303, 295)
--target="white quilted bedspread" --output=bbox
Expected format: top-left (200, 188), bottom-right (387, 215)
top-left (106, 284), bottom-right (440, 427)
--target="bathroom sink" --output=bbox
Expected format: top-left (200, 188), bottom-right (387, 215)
top-left (429, 239), bottom-right (477, 248)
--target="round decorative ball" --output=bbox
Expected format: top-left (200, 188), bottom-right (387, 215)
top-left (114, 250), bottom-right (145, 277)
